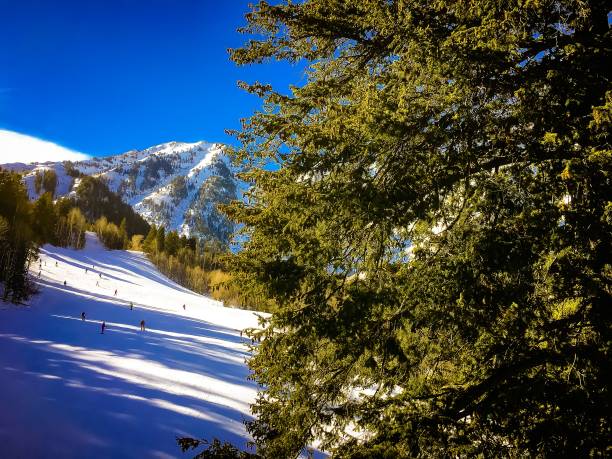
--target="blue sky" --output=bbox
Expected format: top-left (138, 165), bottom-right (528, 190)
top-left (0, 0), bottom-right (304, 158)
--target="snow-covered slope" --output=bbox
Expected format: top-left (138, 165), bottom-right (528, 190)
top-left (4, 141), bottom-right (240, 244)
top-left (0, 233), bottom-right (262, 458)
top-left (21, 162), bottom-right (76, 200)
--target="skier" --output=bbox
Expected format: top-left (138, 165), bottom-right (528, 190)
top-left (81, 312), bottom-right (85, 321)
top-left (85, 268), bottom-right (88, 274)
top-left (63, 280), bottom-right (67, 286)
top-left (55, 261), bottom-right (58, 267)
top-left (101, 321), bottom-right (106, 334)
top-left (182, 304), bottom-right (186, 311)
top-left (140, 320), bottom-right (145, 332)
top-left (99, 273), bottom-right (102, 278)
top-left (96, 280), bottom-right (99, 287)
top-left (38, 270), bottom-right (41, 277)
top-left (114, 289), bottom-right (117, 296)
top-left (130, 302), bottom-right (134, 310)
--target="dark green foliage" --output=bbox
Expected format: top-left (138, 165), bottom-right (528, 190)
top-left (222, 1), bottom-right (611, 457)
top-left (70, 176), bottom-right (150, 238)
top-left (143, 225), bottom-right (158, 252)
top-left (32, 193), bottom-right (58, 245)
top-left (177, 437), bottom-right (258, 459)
top-left (165, 230), bottom-right (180, 256)
top-left (143, 225), bottom-right (270, 310)
top-left (156, 226), bottom-right (165, 253)
top-left (33, 169), bottom-right (58, 197)
top-left (33, 171), bottom-right (42, 194)
top-left (62, 161), bottom-right (84, 178)
top-left (0, 169), bottom-right (37, 303)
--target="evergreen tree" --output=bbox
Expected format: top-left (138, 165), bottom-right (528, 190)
top-left (71, 176), bottom-right (150, 237)
top-left (0, 168), bottom-right (36, 302)
top-left (156, 226), bottom-right (166, 253)
top-left (222, 1), bottom-right (611, 457)
top-left (143, 225), bottom-right (158, 253)
top-left (42, 169), bottom-right (57, 197)
top-left (165, 230), bottom-right (180, 256)
top-left (119, 217), bottom-right (129, 249)
top-left (32, 192), bottom-right (58, 244)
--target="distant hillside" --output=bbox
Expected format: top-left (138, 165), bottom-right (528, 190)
top-left (4, 141), bottom-right (241, 245)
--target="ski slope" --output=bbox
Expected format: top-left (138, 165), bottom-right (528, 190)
top-left (0, 233), bottom-right (263, 459)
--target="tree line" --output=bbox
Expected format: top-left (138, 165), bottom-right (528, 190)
top-left (142, 225), bottom-right (273, 311)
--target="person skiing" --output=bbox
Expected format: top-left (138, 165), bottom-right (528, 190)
top-left (140, 320), bottom-right (145, 332)
top-left (114, 289), bottom-right (117, 296)
top-left (182, 304), bottom-right (186, 311)
top-left (130, 302), bottom-right (133, 310)
top-left (81, 312), bottom-right (85, 321)
top-left (96, 281), bottom-right (99, 287)
top-left (63, 280), bottom-right (67, 286)
top-left (101, 321), bottom-right (106, 334)
top-left (38, 270), bottom-right (41, 277)
top-left (85, 268), bottom-right (88, 274)
top-left (99, 273), bottom-right (102, 278)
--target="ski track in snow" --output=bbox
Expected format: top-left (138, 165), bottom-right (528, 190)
top-left (0, 233), bottom-right (263, 459)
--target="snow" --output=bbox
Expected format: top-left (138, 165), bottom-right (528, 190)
top-left (0, 233), bottom-right (263, 458)
top-left (128, 143), bottom-right (226, 235)
top-left (21, 163), bottom-right (75, 200)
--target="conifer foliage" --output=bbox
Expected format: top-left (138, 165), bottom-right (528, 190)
top-left (0, 169), bottom-right (37, 302)
top-left (223, 1), bottom-right (611, 457)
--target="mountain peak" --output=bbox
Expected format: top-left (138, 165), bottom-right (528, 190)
top-left (11, 140), bottom-right (239, 244)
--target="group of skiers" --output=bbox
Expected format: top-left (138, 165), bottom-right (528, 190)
top-left (81, 312), bottom-right (146, 334)
top-left (41, 258), bottom-right (148, 335)
top-left (40, 258), bottom-right (192, 337)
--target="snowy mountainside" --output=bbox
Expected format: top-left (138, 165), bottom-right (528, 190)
top-left (0, 232), bottom-right (262, 458)
top-left (77, 141), bottom-right (238, 242)
top-left (4, 141), bottom-right (241, 244)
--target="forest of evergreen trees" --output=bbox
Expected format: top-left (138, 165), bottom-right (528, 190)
top-left (71, 176), bottom-right (150, 238)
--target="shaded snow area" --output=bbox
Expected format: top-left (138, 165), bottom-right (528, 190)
top-left (0, 233), bottom-right (262, 459)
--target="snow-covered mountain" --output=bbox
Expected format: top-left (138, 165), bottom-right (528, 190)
top-left (4, 141), bottom-right (241, 244)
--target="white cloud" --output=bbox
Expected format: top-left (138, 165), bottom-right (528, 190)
top-left (0, 129), bottom-right (90, 164)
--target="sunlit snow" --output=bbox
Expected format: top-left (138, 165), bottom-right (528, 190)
top-left (0, 233), bottom-right (263, 458)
